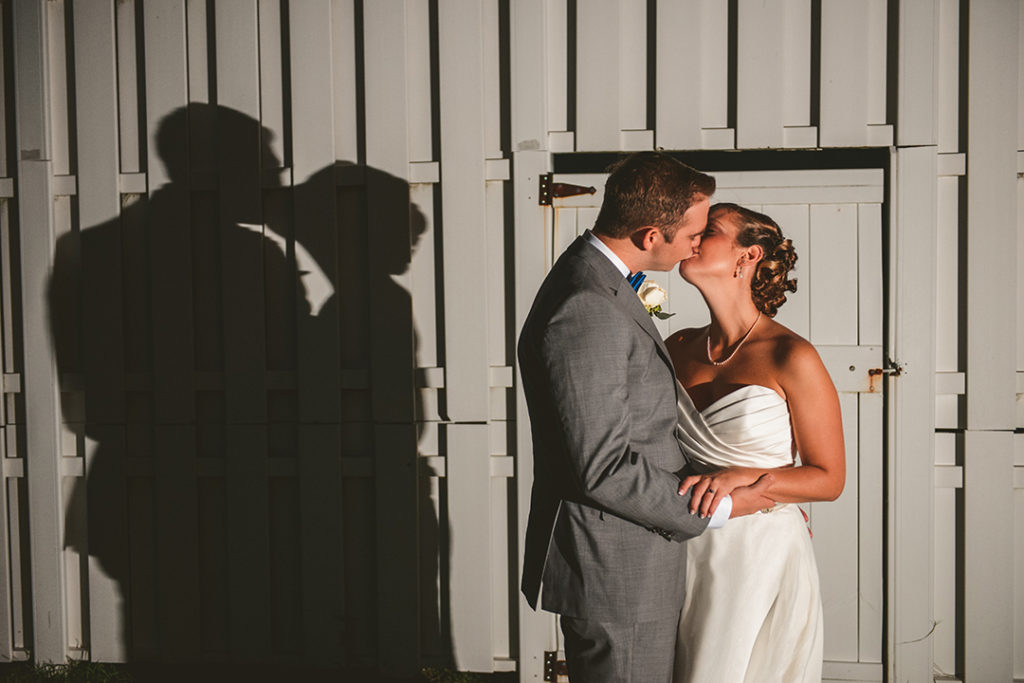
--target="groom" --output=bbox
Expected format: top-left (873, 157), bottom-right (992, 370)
top-left (518, 153), bottom-right (775, 681)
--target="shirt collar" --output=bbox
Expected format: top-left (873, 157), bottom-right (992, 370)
top-left (584, 230), bottom-right (631, 278)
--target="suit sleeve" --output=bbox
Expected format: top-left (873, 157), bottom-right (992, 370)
top-left (538, 291), bottom-right (709, 541)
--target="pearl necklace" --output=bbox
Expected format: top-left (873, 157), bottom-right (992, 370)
top-left (706, 311), bottom-right (762, 366)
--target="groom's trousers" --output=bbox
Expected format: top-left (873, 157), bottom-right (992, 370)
top-left (560, 611), bottom-right (680, 682)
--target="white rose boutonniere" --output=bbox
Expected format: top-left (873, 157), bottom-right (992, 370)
top-left (637, 281), bottom-right (674, 319)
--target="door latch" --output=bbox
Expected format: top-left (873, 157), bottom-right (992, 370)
top-left (868, 360), bottom-right (903, 377)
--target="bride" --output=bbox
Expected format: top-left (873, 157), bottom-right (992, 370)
top-left (665, 203), bottom-right (846, 683)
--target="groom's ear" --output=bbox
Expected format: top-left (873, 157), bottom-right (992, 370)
top-left (631, 226), bottom-right (660, 251)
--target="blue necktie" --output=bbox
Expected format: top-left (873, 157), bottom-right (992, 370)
top-left (627, 271), bottom-right (646, 292)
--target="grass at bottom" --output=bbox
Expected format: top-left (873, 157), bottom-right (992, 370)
top-left (0, 662), bottom-right (517, 683)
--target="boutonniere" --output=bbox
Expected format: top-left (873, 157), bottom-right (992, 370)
top-left (637, 281), bottom-right (674, 319)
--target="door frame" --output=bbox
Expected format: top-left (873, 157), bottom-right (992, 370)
top-left (512, 148), bottom-right (937, 682)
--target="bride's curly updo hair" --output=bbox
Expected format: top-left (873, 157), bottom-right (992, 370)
top-left (714, 203), bottom-right (798, 317)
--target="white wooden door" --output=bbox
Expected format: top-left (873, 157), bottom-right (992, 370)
top-left (523, 168), bottom-right (886, 682)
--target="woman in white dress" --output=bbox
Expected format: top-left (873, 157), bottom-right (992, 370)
top-left (665, 203), bottom-right (846, 683)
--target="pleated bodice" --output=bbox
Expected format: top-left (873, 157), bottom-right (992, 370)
top-left (675, 383), bottom-right (794, 470)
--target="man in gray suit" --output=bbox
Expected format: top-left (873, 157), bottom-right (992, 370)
top-left (519, 153), bottom-right (775, 681)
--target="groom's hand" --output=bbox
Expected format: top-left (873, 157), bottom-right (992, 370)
top-left (727, 473), bottom-right (776, 518)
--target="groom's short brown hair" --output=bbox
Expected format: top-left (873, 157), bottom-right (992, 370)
top-left (592, 152), bottom-right (715, 241)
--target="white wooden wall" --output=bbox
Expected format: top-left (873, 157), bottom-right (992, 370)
top-left (2, 0), bottom-right (1022, 680)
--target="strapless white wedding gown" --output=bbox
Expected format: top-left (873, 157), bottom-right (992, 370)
top-left (672, 383), bottom-right (823, 683)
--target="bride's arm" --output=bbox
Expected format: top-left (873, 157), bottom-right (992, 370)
top-left (681, 338), bottom-right (846, 516)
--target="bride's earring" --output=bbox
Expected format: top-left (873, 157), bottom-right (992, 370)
top-left (734, 263), bottom-right (744, 278)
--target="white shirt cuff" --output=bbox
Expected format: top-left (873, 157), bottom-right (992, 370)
top-left (706, 495), bottom-right (732, 529)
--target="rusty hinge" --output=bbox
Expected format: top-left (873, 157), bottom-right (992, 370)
top-left (544, 650), bottom-right (568, 681)
top-left (538, 173), bottom-right (597, 205)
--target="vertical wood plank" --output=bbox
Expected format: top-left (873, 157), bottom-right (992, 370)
top-left (142, 0), bottom-right (200, 661)
top-left (373, 425), bottom-right (419, 676)
top-left (511, 0), bottom-right (548, 150)
top-left (933, 478), bottom-right (957, 676)
top-left (965, 0), bottom-right (1018, 430)
top-left (0, 446), bottom-right (11, 660)
top-left (258, 0), bottom-right (286, 167)
top-left (809, 204), bottom-right (858, 345)
top-left (890, 145), bottom-right (936, 683)
top-left (72, 0), bottom-right (129, 658)
top-left (654, 0), bottom-right (702, 149)
top-left (82, 428), bottom-right (128, 660)
top-left (963, 431), bottom-right (1014, 682)
top-left (618, 0), bottom-right (646, 133)
top-left (9, 480), bottom-right (28, 653)
top-left (858, 392), bottom-right (883, 663)
top-left (0, 4), bottom-right (8, 178)
top-left (290, 0), bottom-right (341, 422)
top-left (814, 393), bottom-right (859, 662)
top-left (0, 183), bottom-right (12, 663)
top-left (216, 15), bottom-right (273, 659)
top-left (1014, 475), bottom-right (1024, 679)
top-left (116, 0), bottom-right (141, 172)
top-left (331, 0), bottom-right (358, 162)
top-left (736, 0), bottom-right (785, 149)
top-left (698, 0), bottom-right (730, 135)
top-left (489, 475), bottom-right (510, 660)
top-left (448, 424), bottom-right (493, 671)
top-left (486, 180), bottom-right (507, 371)
top-left (287, 0), bottom-right (348, 667)
top-left (936, 0), bottom-right (959, 153)
top-left (575, 0), bottom-right (618, 150)
top-left (46, 0), bottom-right (70, 176)
top-left (225, 426), bottom-right (270, 658)
top-left (144, 0), bottom-right (193, 422)
top-left (362, 5), bottom-right (419, 674)
top-left (545, 0), bottom-right (568, 138)
top-left (857, 204), bottom-right (883, 347)
top-left (439, 0), bottom-right (490, 420)
top-left (298, 426), bottom-right (342, 663)
top-left (13, 0), bottom-right (66, 662)
top-left (407, 0), bottom-right (433, 164)
top-left (782, 0), bottom-right (812, 128)
top-left (513, 149), bottom-right (554, 682)
top-left (482, 0), bottom-right (503, 159)
top-left (216, 0), bottom-right (267, 421)
top-left (935, 176), bottom-right (959, 373)
top-left (185, 0), bottom-right (209, 103)
top-left (126, 476), bottom-right (156, 658)
top-left (864, 0), bottom-right (887, 126)
top-left (897, 0), bottom-right (937, 146)
top-left (153, 426), bottom-right (200, 657)
top-left (819, 0), bottom-right (870, 146)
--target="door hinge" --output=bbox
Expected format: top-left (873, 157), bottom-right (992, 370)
top-left (544, 650), bottom-right (568, 681)
top-left (538, 173), bottom-right (597, 205)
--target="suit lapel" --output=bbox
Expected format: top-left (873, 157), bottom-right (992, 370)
top-left (613, 277), bottom-right (675, 370)
top-left (571, 237), bottom-right (676, 374)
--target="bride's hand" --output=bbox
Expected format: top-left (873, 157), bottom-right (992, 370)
top-left (678, 467), bottom-right (763, 518)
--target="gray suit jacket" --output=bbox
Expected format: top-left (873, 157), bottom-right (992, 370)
top-left (519, 235), bottom-right (710, 624)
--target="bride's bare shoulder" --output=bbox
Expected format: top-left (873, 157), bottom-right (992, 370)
top-left (665, 326), bottom-right (706, 349)
top-left (762, 319), bottom-right (826, 373)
